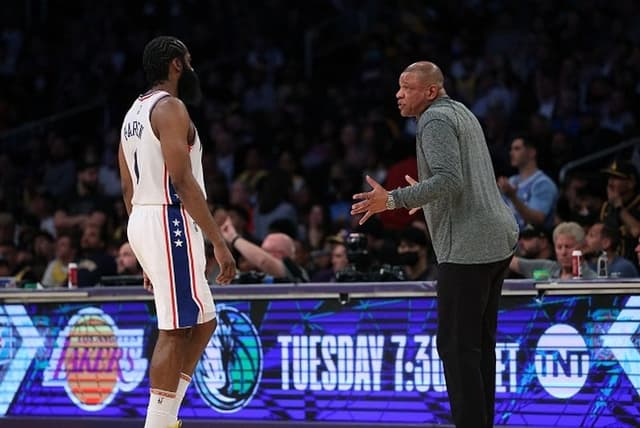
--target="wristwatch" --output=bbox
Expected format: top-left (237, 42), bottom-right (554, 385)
top-left (385, 192), bottom-right (396, 210)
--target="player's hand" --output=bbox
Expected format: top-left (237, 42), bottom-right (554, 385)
top-left (143, 272), bottom-right (153, 294)
top-left (214, 245), bottom-right (236, 285)
top-left (404, 175), bottom-right (422, 215)
top-left (351, 175), bottom-right (388, 225)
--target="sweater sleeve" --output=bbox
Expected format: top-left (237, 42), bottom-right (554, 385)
top-left (392, 118), bottom-right (463, 209)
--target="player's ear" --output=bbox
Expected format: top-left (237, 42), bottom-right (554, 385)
top-left (170, 57), bottom-right (183, 74)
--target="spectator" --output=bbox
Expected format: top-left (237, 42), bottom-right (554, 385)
top-left (303, 203), bottom-right (331, 251)
top-left (41, 233), bottom-right (77, 287)
top-left (517, 224), bottom-right (554, 260)
top-left (311, 232), bottom-right (349, 282)
top-left (0, 241), bottom-right (18, 280)
top-left (41, 134), bottom-right (76, 199)
top-left (599, 160), bottom-right (640, 263)
top-left (0, 212), bottom-right (17, 245)
top-left (25, 189), bottom-right (56, 238)
top-left (227, 204), bottom-right (257, 244)
top-left (253, 169), bottom-right (297, 241)
top-left (76, 222), bottom-right (117, 286)
top-left (510, 222), bottom-right (596, 280)
top-left (116, 242), bottom-right (142, 276)
top-left (32, 230), bottom-right (55, 274)
top-left (583, 222), bottom-right (638, 278)
top-left (396, 226), bottom-right (437, 281)
top-left (497, 136), bottom-right (558, 231)
top-left (53, 160), bottom-right (111, 233)
top-left (221, 217), bottom-right (308, 283)
top-left (0, 258), bottom-right (10, 278)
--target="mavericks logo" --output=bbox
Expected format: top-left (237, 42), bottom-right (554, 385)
top-left (194, 305), bottom-right (263, 413)
top-left (43, 307), bottom-right (147, 411)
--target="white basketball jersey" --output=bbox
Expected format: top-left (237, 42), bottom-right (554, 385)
top-left (120, 90), bottom-right (206, 206)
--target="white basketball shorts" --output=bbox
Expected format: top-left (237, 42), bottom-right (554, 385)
top-left (127, 204), bottom-right (216, 330)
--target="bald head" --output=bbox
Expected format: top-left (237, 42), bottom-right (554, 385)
top-left (396, 61), bottom-right (446, 117)
top-left (262, 233), bottom-right (295, 260)
top-left (404, 61), bottom-right (444, 88)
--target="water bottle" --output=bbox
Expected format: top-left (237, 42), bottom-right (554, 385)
top-left (597, 251), bottom-right (608, 278)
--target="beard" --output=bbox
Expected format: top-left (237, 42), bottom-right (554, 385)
top-left (178, 65), bottom-right (203, 106)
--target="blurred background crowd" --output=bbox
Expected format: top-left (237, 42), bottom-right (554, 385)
top-left (1, 0), bottom-right (639, 287)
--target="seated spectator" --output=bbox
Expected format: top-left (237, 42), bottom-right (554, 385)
top-left (221, 217), bottom-right (308, 283)
top-left (53, 160), bottom-right (111, 233)
top-left (599, 160), bottom-right (640, 264)
top-left (0, 241), bottom-right (17, 275)
top-left (0, 213), bottom-right (17, 245)
top-left (510, 222), bottom-right (596, 280)
top-left (311, 234), bottom-right (349, 282)
top-left (497, 136), bottom-right (558, 231)
top-left (396, 226), bottom-right (437, 281)
top-left (253, 169), bottom-right (297, 241)
top-left (116, 242), bottom-right (142, 276)
top-left (0, 257), bottom-right (11, 277)
top-left (31, 231), bottom-right (55, 280)
top-left (583, 222), bottom-right (638, 278)
top-left (41, 233), bottom-right (77, 287)
top-left (517, 224), bottom-right (554, 260)
top-left (76, 222), bottom-right (117, 286)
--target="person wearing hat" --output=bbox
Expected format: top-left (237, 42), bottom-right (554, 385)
top-left (510, 222), bottom-right (597, 280)
top-left (517, 224), bottom-right (554, 260)
top-left (396, 226), bottom-right (437, 281)
top-left (599, 160), bottom-right (640, 264)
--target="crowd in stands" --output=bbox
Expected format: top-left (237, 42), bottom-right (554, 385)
top-left (1, 0), bottom-right (640, 287)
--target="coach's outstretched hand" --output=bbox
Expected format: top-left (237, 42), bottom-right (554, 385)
top-left (351, 175), bottom-right (390, 225)
top-left (214, 245), bottom-right (236, 285)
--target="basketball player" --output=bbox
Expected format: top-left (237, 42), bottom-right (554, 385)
top-left (118, 36), bottom-right (236, 428)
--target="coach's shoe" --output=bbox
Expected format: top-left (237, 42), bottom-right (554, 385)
top-left (167, 421), bottom-right (182, 428)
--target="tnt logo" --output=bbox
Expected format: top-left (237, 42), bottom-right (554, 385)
top-left (535, 324), bottom-right (590, 399)
top-left (43, 307), bottom-right (148, 411)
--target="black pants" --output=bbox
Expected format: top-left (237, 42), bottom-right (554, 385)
top-left (436, 256), bottom-right (512, 428)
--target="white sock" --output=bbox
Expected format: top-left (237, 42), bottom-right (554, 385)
top-left (144, 388), bottom-right (178, 428)
top-left (172, 373), bottom-right (192, 418)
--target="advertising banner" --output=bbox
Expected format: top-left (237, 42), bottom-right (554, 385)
top-left (0, 294), bottom-right (638, 426)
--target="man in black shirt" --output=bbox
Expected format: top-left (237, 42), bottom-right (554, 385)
top-left (599, 160), bottom-right (640, 264)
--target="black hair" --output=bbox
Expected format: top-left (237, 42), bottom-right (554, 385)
top-left (600, 224), bottom-right (621, 252)
top-left (512, 134), bottom-right (537, 151)
top-left (142, 36), bottom-right (187, 86)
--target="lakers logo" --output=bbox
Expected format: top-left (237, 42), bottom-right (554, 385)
top-left (43, 307), bottom-right (147, 411)
top-left (194, 305), bottom-right (263, 413)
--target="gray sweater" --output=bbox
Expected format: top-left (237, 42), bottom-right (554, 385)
top-left (391, 96), bottom-right (518, 264)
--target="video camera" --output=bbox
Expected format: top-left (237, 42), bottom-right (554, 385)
top-left (335, 233), bottom-right (406, 282)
